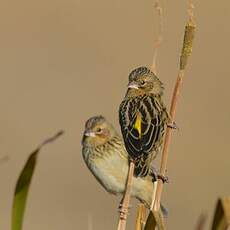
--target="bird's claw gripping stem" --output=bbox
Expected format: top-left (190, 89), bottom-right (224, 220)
top-left (151, 171), bottom-right (169, 183)
top-left (157, 174), bottom-right (169, 183)
top-left (167, 121), bottom-right (178, 130)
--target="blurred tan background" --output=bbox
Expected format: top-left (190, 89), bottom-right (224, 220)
top-left (0, 0), bottom-right (230, 229)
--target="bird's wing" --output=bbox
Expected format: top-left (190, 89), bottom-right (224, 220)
top-left (119, 95), bottom-right (167, 176)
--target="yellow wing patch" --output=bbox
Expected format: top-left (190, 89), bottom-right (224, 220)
top-left (134, 113), bottom-right (142, 138)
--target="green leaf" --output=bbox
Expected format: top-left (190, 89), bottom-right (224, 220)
top-left (11, 130), bottom-right (64, 230)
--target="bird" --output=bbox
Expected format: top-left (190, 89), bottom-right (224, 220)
top-left (119, 66), bottom-right (169, 177)
top-left (81, 115), bottom-right (161, 208)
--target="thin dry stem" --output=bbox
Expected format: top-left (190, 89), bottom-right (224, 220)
top-left (117, 161), bottom-right (135, 230)
top-left (188, 0), bottom-right (195, 24)
top-left (153, 2), bottom-right (196, 212)
top-left (154, 70), bottom-right (184, 211)
top-left (87, 214), bottom-right (93, 230)
top-left (150, 0), bottom-right (164, 74)
top-left (150, 181), bottom-right (158, 210)
top-left (148, 0), bottom-right (164, 224)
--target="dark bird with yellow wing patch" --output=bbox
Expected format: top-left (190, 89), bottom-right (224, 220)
top-left (119, 66), bottom-right (169, 177)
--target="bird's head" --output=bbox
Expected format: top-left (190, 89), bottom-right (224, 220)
top-left (82, 115), bottom-right (116, 147)
top-left (127, 66), bottom-right (164, 95)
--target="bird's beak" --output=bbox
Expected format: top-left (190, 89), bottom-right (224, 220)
top-left (127, 82), bottom-right (139, 89)
top-left (84, 131), bottom-right (96, 137)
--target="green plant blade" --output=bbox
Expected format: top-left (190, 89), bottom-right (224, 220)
top-left (11, 130), bottom-right (64, 230)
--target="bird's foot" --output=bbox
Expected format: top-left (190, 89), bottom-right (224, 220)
top-left (151, 171), bottom-right (169, 183)
top-left (167, 121), bottom-right (179, 130)
top-left (157, 174), bottom-right (169, 183)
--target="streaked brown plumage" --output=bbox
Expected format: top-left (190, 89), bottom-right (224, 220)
top-left (119, 66), bottom-right (169, 177)
top-left (81, 115), bottom-right (158, 208)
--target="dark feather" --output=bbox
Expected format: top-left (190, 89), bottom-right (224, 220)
top-left (119, 94), bottom-right (168, 177)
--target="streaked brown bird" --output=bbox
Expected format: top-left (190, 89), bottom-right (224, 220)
top-left (119, 66), bottom-right (169, 177)
top-left (81, 115), bottom-right (160, 208)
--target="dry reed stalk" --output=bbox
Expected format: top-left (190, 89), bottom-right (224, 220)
top-left (152, 1), bottom-right (196, 213)
top-left (150, 0), bottom-right (164, 74)
top-left (149, 0), bottom-right (164, 214)
top-left (117, 161), bottom-right (135, 230)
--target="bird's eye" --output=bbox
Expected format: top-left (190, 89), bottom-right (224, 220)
top-left (140, 80), bottom-right (145, 85)
top-left (96, 128), bottom-right (102, 133)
